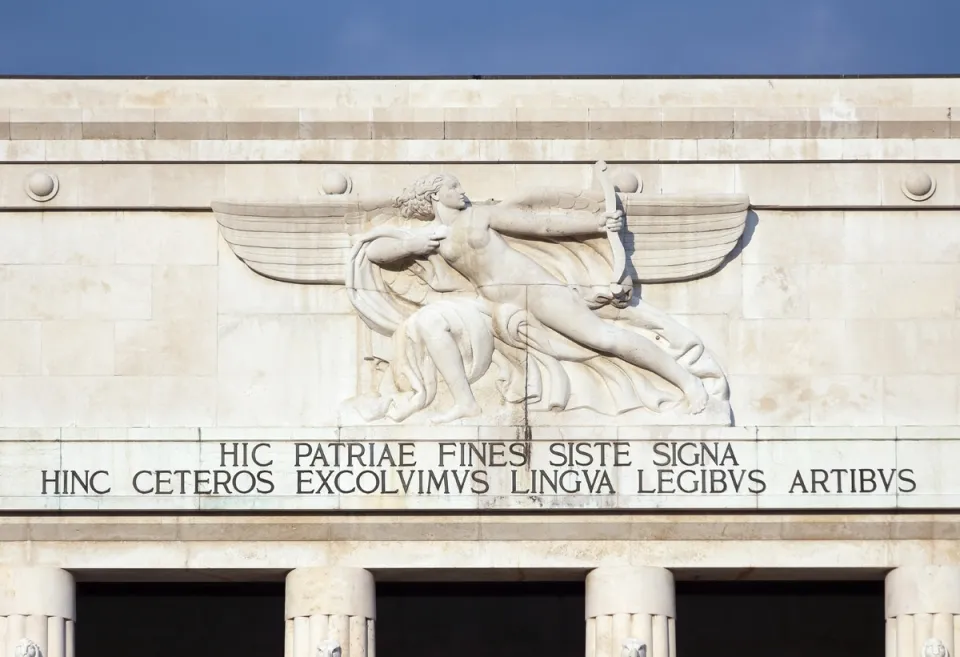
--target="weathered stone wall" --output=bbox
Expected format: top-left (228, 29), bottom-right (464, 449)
top-left (1, 78), bottom-right (957, 429)
top-left (0, 78), bottom-right (957, 521)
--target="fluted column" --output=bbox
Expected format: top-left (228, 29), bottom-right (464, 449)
top-left (285, 568), bottom-right (375, 657)
top-left (586, 567), bottom-right (675, 657)
top-left (886, 566), bottom-right (960, 657)
top-left (0, 568), bottom-right (75, 657)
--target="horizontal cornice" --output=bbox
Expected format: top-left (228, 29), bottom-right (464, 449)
top-left (0, 107), bottom-right (957, 141)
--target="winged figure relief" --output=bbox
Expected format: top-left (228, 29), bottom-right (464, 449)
top-left (214, 162), bottom-right (749, 425)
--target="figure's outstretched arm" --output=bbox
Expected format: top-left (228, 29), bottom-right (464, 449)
top-left (488, 205), bottom-right (616, 238)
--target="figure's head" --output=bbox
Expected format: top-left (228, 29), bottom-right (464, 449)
top-left (395, 174), bottom-right (467, 220)
top-left (924, 639), bottom-right (948, 657)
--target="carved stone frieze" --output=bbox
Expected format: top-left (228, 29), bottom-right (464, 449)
top-left (214, 161), bottom-right (749, 425)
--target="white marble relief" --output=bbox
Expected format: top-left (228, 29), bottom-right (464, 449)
top-left (214, 161), bottom-right (749, 425)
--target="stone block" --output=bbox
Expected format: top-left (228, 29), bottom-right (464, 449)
top-left (883, 375), bottom-right (958, 425)
top-left (660, 163), bottom-right (736, 194)
top-left (878, 107), bottom-right (951, 139)
top-left (0, 321), bottom-right (41, 375)
top-left (808, 375), bottom-right (884, 426)
top-left (741, 264), bottom-right (809, 319)
top-left (640, 257), bottom-right (742, 316)
top-left (40, 212), bottom-right (117, 264)
top-left (808, 106), bottom-right (878, 139)
top-left (155, 108), bottom-right (226, 140)
top-left (216, 314), bottom-right (358, 426)
top-left (222, 108), bottom-right (299, 140)
top-left (152, 265), bottom-right (217, 320)
top-left (0, 376), bottom-right (212, 427)
top-left (150, 163), bottom-right (226, 207)
top-left (4, 265), bottom-right (152, 321)
top-left (661, 107), bottom-right (734, 139)
top-left (728, 374), bottom-right (812, 425)
top-left (743, 211), bottom-right (844, 265)
top-left (587, 108), bottom-right (662, 139)
top-left (299, 108), bottom-right (372, 139)
top-left (0, 214), bottom-right (42, 263)
top-left (443, 108), bottom-right (516, 140)
top-left (116, 212), bottom-right (218, 265)
top-left (9, 109), bottom-right (82, 140)
top-left (76, 164), bottom-right (154, 207)
top-left (733, 107), bottom-right (808, 139)
top-left (729, 319), bottom-right (827, 377)
top-left (807, 264), bottom-right (957, 319)
top-left (515, 108), bottom-right (589, 139)
top-left (115, 318), bottom-right (217, 376)
top-left (371, 108), bottom-right (444, 139)
top-left (81, 108), bottom-right (155, 139)
top-left (222, 163), bottom-right (312, 200)
top-left (40, 320), bottom-right (115, 376)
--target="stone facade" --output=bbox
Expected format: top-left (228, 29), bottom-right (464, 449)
top-left (1, 77), bottom-right (959, 657)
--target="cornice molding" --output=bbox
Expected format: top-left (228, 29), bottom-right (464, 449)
top-left (0, 107), bottom-right (956, 141)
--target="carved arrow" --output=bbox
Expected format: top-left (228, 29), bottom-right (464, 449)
top-left (593, 160), bottom-right (632, 305)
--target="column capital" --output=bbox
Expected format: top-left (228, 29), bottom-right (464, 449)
top-left (586, 566), bottom-right (675, 619)
top-left (285, 567), bottom-right (376, 620)
top-left (886, 566), bottom-right (960, 617)
top-left (0, 567), bottom-right (75, 620)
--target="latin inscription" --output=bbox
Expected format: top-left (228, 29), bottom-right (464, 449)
top-left (34, 439), bottom-right (920, 502)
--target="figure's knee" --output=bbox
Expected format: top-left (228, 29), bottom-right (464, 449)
top-left (409, 307), bottom-right (451, 338)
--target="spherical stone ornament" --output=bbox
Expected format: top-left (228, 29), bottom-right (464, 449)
top-left (901, 170), bottom-right (936, 201)
top-left (612, 169), bottom-right (641, 194)
top-left (320, 169), bottom-right (352, 195)
top-left (25, 170), bottom-right (59, 202)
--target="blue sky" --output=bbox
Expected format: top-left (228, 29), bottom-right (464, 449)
top-left (1, 0), bottom-right (957, 76)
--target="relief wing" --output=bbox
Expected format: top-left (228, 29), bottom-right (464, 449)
top-left (212, 195), bottom-right (395, 285)
top-left (623, 193), bottom-right (750, 283)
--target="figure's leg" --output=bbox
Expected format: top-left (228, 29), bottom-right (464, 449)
top-left (416, 319), bottom-right (482, 422)
top-left (527, 287), bottom-right (708, 412)
top-left (627, 298), bottom-right (700, 355)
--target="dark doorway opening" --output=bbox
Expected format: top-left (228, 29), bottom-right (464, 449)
top-left (377, 582), bottom-right (584, 657)
top-left (74, 578), bottom-right (883, 657)
top-left (677, 581), bottom-right (884, 657)
top-left (77, 582), bottom-right (284, 657)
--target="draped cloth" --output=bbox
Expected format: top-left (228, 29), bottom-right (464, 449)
top-left (344, 217), bottom-right (729, 423)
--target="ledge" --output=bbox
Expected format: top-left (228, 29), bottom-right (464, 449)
top-left (0, 107), bottom-right (957, 141)
top-left (0, 425), bottom-right (956, 441)
top-left (0, 513), bottom-right (952, 542)
top-left (0, 161), bottom-right (956, 210)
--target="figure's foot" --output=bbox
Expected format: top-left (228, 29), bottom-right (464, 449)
top-left (682, 378), bottom-right (709, 414)
top-left (430, 400), bottom-right (482, 424)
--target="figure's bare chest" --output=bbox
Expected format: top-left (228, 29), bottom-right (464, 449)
top-left (436, 211), bottom-right (491, 263)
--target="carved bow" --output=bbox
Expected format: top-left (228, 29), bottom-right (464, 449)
top-left (594, 160), bottom-right (633, 308)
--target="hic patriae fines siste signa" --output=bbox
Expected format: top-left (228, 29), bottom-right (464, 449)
top-left (0, 77), bottom-right (958, 657)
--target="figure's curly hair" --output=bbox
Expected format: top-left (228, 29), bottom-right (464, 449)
top-left (394, 174), bottom-right (449, 220)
